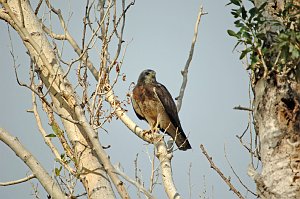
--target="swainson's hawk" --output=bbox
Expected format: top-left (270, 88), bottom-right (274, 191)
top-left (132, 69), bottom-right (191, 151)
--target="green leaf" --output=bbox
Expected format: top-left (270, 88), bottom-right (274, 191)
top-left (250, 53), bottom-right (259, 65)
top-left (249, 7), bottom-right (258, 18)
top-left (230, 0), bottom-right (241, 6)
top-left (242, 31), bottom-right (252, 40)
top-left (256, 33), bottom-right (265, 40)
top-left (51, 122), bottom-right (63, 136)
top-left (240, 48), bottom-right (252, 60)
top-left (245, 40), bottom-right (251, 45)
top-left (227, 30), bottom-right (237, 37)
top-left (231, 10), bottom-right (239, 18)
top-left (290, 45), bottom-right (300, 59)
top-left (241, 6), bottom-right (247, 20)
top-left (55, 167), bottom-right (62, 176)
top-left (236, 22), bottom-right (245, 28)
top-left (45, 134), bottom-right (56, 138)
top-left (51, 124), bottom-right (59, 134)
top-left (234, 20), bottom-right (244, 28)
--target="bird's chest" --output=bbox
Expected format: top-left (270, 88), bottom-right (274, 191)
top-left (133, 86), bottom-right (163, 121)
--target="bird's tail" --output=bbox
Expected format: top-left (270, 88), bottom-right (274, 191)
top-left (174, 131), bottom-right (192, 151)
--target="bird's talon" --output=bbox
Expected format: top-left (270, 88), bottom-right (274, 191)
top-left (142, 130), bottom-right (152, 136)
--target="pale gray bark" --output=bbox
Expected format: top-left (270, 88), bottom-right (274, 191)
top-left (250, 0), bottom-right (300, 198)
top-left (0, 0), bottom-right (117, 198)
top-left (252, 78), bottom-right (300, 198)
top-left (0, 128), bottom-right (67, 199)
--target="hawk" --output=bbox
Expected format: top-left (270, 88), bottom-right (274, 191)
top-left (132, 69), bottom-right (191, 151)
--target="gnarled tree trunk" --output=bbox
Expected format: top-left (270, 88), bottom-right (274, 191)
top-left (251, 0), bottom-right (300, 198)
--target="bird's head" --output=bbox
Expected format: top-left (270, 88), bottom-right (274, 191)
top-left (137, 69), bottom-right (157, 84)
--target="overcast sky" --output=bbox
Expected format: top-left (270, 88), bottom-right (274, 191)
top-left (0, 0), bottom-right (255, 198)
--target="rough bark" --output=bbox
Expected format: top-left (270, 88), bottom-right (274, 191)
top-left (253, 77), bottom-right (300, 198)
top-left (251, 0), bottom-right (300, 198)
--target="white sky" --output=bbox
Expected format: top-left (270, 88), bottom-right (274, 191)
top-left (0, 0), bottom-right (255, 198)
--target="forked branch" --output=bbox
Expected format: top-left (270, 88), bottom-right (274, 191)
top-left (0, 128), bottom-right (67, 199)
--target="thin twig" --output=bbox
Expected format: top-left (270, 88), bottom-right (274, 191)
top-left (0, 174), bottom-right (36, 186)
top-left (32, 92), bottom-right (76, 174)
top-left (114, 166), bottom-right (155, 199)
top-left (257, 47), bottom-right (268, 78)
top-left (30, 182), bottom-right (40, 199)
top-left (224, 144), bottom-right (257, 196)
top-left (188, 163), bottom-right (193, 199)
top-left (200, 144), bottom-right (245, 199)
top-left (149, 149), bottom-right (156, 193)
top-left (34, 0), bottom-right (43, 15)
top-left (176, 5), bottom-right (206, 111)
top-left (42, 24), bottom-right (67, 40)
top-left (235, 124), bottom-right (260, 160)
top-left (233, 105), bottom-right (253, 112)
top-left (8, 28), bottom-right (78, 125)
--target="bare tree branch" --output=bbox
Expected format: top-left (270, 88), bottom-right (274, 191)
top-left (44, 0), bottom-right (113, 80)
top-left (105, 87), bottom-right (160, 144)
top-left (156, 140), bottom-right (181, 199)
top-left (1, 1), bottom-right (127, 198)
top-left (224, 145), bottom-right (257, 196)
top-left (149, 149), bottom-right (158, 193)
top-left (34, 0), bottom-right (43, 15)
top-left (200, 144), bottom-right (244, 199)
top-left (233, 105), bottom-right (253, 112)
top-left (68, 87), bottom-right (130, 198)
top-left (1, 0), bottom-right (205, 198)
top-left (114, 166), bottom-right (155, 199)
top-left (0, 174), bottom-right (36, 186)
top-left (176, 5), bottom-right (206, 111)
top-left (1, 0), bottom-right (57, 77)
top-left (31, 92), bottom-right (76, 175)
top-left (188, 163), bottom-right (193, 199)
top-left (0, 128), bottom-right (67, 199)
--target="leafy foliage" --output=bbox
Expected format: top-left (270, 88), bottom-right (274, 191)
top-left (227, 0), bottom-right (300, 77)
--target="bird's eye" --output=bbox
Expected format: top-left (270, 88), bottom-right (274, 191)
top-left (145, 72), bottom-right (150, 75)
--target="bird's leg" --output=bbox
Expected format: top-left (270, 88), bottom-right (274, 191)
top-left (152, 115), bottom-right (165, 143)
top-left (142, 120), bottom-right (158, 136)
top-left (152, 121), bottom-right (160, 134)
top-left (142, 123), bottom-right (159, 136)
top-left (152, 113), bottom-right (162, 134)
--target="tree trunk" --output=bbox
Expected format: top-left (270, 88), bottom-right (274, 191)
top-left (0, 0), bottom-right (115, 198)
top-left (253, 77), bottom-right (300, 198)
top-left (252, 0), bottom-right (300, 198)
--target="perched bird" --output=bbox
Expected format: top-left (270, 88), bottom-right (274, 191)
top-left (131, 69), bottom-right (191, 151)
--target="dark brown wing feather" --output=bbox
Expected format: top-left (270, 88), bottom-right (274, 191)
top-left (155, 83), bottom-right (183, 132)
top-left (155, 83), bottom-right (191, 150)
